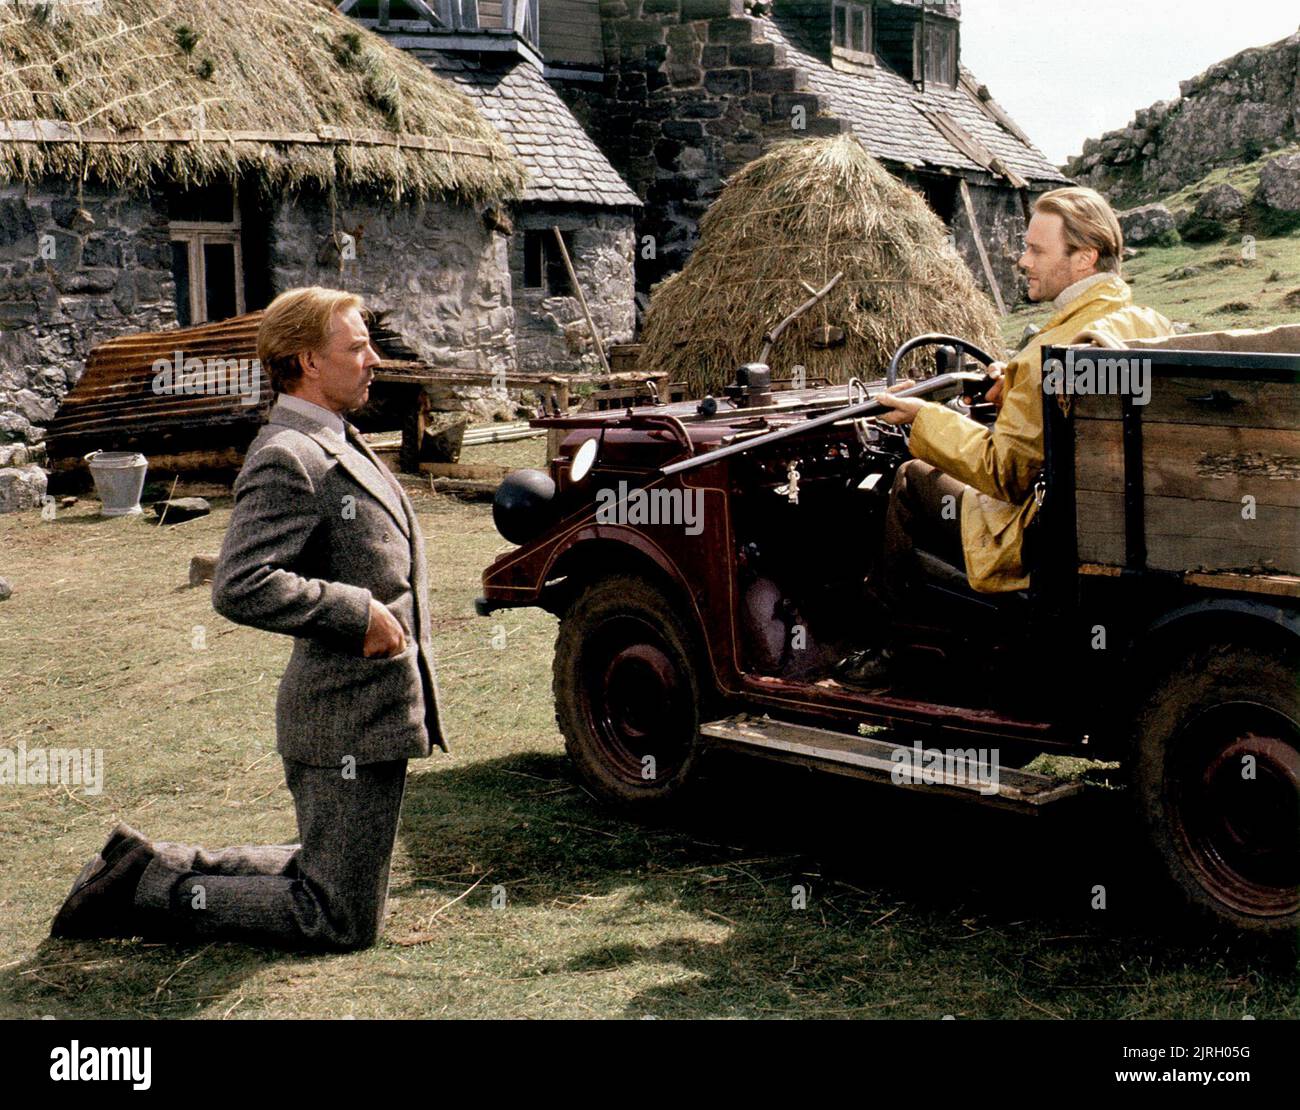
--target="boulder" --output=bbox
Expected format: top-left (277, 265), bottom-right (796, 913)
top-left (1256, 153), bottom-right (1300, 214)
top-left (0, 464), bottom-right (48, 514)
top-left (0, 576), bottom-right (11, 602)
top-left (1195, 183), bottom-right (1247, 220)
top-left (1119, 203), bottom-right (1177, 245)
top-left (153, 496), bottom-right (211, 523)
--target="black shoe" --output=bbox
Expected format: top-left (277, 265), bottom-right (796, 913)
top-left (100, 822), bottom-right (150, 864)
top-left (834, 646), bottom-right (894, 690)
top-left (49, 843), bottom-right (154, 939)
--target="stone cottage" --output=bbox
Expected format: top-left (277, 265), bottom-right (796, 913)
top-left (549, 0), bottom-right (1069, 310)
top-left (0, 0), bottom-right (525, 512)
top-left (340, 1), bottom-right (642, 374)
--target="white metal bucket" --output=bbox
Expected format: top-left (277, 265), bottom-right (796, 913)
top-left (84, 450), bottom-right (148, 517)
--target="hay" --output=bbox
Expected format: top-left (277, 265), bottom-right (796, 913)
top-left (640, 135), bottom-right (1005, 394)
top-left (0, 0), bottom-right (526, 203)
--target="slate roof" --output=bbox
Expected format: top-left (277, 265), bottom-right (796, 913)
top-left (411, 51), bottom-right (642, 208)
top-left (761, 13), bottom-right (1069, 185)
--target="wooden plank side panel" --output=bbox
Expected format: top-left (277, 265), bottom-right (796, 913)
top-left (1076, 419), bottom-right (1300, 508)
top-left (1071, 375), bottom-right (1300, 429)
top-left (1076, 489), bottom-right (1299, 574)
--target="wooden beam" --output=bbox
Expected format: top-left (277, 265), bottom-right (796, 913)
top-left (0, 120), bottom-right (503, 161)
top-left (958, 178), bottom-right (1006, 316)
top-left (552, 226), bottom-right (611, 374)
top-left (336, 0), bottom-right (361, 13)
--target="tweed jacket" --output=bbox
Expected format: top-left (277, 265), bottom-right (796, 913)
top-left (211, 397), bottom-right (448, 766)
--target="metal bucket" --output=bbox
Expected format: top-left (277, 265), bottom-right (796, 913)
top-left (84, 450), bottom-right (148, 517)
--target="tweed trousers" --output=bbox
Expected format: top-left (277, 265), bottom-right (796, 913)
top-left (133, 757), bottom-right (408, 951)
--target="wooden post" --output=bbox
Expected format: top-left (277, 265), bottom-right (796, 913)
top-left (552, 226), bottom-right (611, 374)
top-left (958, 178), bottom-right (1007, 316)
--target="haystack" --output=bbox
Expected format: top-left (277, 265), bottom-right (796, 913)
top-left (0, 0), bottom-right (525, 203)
top-left (640, 135), bottom-right (1004, 394)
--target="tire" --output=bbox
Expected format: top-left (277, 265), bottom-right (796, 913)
top-left (1129, 641), bottom-right (1299, 934)
top-left (553, 574), bottom-right (707, 811)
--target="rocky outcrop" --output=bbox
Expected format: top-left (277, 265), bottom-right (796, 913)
top-left (1257, 152), bottom-right (1300, 213)
top-left (1065, 29), bottom-right (1300, 203)
top-left (1119, 203), bottom-right (1176, 245)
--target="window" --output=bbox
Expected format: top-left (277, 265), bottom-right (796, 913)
top-left (168, 183), bottom-right (245, 326)
top-left (832, 1), bottom-right (872, 63)
top-left (920, 17), bottom-right (958, 87)
top-left (523, 229), bottom-right (575, 296)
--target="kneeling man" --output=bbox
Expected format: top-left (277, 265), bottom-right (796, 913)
top-left (51, 287), bottom-right (447, 950)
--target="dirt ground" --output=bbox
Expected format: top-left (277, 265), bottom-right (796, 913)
top-left (0, 436), bottom-right (1295, 1019)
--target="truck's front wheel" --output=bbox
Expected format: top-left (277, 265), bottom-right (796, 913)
top-left (554, 574), bottom-right (707, 810)
top-left (1131, 642), bottom-right (1299, 934)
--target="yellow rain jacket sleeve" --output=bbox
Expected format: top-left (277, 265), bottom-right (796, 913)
top-left (907, 275), bottom-right (1174, 592)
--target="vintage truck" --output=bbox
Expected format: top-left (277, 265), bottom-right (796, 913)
top-left (477, 326), bottom-right (1300, 935)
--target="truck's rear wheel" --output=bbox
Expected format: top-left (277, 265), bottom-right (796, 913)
top-left (554, 574), bottom-right (705, 810)
top-left (1131, 642), bottom-right (1299, 933)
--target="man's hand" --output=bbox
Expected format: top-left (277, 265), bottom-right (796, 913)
top-left (363, 598), bottom-right (407, 657)
top-left (984, 361), bottom-right (1008, 409)
top-left (875, 379), bottom-right (925, 426)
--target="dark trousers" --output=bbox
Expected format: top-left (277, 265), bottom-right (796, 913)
top-left (133, 758), bottom-right (408, 951)
top-left (878, 459), bottom-right (968, 610)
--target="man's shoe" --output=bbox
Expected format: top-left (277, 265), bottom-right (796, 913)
top-left (99, 822), bottom-right (151, 864)
top-left (49, 844), bottom-right (154, 939)
top-left (833, 646), bottom-right (895, 690)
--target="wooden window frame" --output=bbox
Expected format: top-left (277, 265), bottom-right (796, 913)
top-left (831, 0), bottom-right (873, 67)
top-left (169, 209), bottom-right (245, 326)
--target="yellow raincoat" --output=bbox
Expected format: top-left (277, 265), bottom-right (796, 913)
top-left (908, 274), bottom-right (1173, 592)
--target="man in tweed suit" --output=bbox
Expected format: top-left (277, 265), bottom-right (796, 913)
top-left (50, 287), bottom-right (446, 950)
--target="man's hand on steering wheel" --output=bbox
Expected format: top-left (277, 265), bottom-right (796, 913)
top-left (984, 361), bottom-right (1008, 409)
top-left (875, 379), bottom-right (924, 426)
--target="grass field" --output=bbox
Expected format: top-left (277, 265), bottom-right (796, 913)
top-left (0, 435), bottom-right (1295, 1019)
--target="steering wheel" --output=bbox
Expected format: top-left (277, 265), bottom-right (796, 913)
top-left (885, 333), bottom-right (999, 387)
top-left (881, 334), bottom-right (1000, 448)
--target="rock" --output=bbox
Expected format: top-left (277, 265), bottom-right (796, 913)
top-left (1167, 264), bottom-right (1204, 281)
top-left (1197, 183), bottom-right (1247, 220)
top-left (153, 496), bottom-right (211, 522)
top-left (1256, 153), bottom-right (1300, 214)
top-left (189, 553), bottom-right (219, 586)
top-left (420, 412), bottom-right (470, 463)
top-left (1119, 203), bottom-right (1177, 245)
top-left (0, 464), bottom-right (48, 514)
top-left (0, 442), bottom-right (29, 467)
top-left (60, 495), bottom-right (77, 507)
top-left (0, 576), bottom-right (11, 601)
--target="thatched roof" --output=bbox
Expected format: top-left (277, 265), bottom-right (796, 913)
top-left (640, 135), bottom-right (1004, 395)
top-left (0, 0), bottom-right (526, 203)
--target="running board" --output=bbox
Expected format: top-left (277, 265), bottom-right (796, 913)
top-left (700, 715), bottom-right (1083, 813)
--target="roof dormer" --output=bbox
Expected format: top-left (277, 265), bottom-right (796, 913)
top-left (337, 0), bottom-right (542, 67)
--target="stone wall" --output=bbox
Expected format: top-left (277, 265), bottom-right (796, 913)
top-left (1065, 29), bottom-right (1300, 203)
top-left (558, 0), bottom-right (849, 296)
top-left (557, 0), bottom-right (1029, 307)
top-left (509, 208), bottom-right (637, 374)
top-left (270, 189), bottom-right (516, 378)
top-left (0, 182), bottom-right (176, 449)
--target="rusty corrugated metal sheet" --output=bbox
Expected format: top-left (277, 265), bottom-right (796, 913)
top-left (45, 311), bottom-right (429, 471)
top-left (45, 312), bottom-right (270, 467)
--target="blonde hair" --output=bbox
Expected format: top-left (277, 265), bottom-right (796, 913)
top-left (1032, 187), bottom-right (1124, 274)
top-left (257, 287), bottom-right (365, 395)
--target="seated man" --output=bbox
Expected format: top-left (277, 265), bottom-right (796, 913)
top-left (845, 186), bottom-right (1174, 683)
